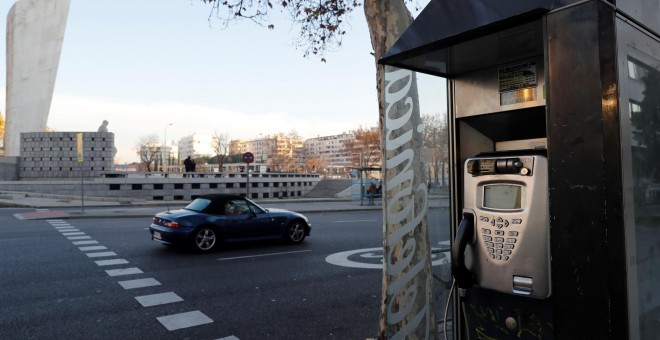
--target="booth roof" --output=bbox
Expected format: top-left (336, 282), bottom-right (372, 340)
top-left (379, 0), bottom-right (582, 77)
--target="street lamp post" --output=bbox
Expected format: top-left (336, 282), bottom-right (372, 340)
top-left (163, 123), bottom-right (172, 172)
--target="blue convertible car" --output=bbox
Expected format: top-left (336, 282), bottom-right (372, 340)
top-left (149, 194), bottom-right (311, 252)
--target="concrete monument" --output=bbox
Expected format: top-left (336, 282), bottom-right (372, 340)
top-left (4, 0), bottom-right (71, 157)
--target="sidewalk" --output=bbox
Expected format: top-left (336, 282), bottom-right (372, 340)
top-left (3, 190), bottom-right (449, 220)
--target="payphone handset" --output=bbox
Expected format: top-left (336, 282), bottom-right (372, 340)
top-left (452, 154), bottom-right (551, 299)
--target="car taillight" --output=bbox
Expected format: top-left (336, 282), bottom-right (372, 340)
top-left (165, 221), bottom-right (181, 229)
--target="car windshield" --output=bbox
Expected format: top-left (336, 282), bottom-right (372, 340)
top-left (245, 198), bottom-right (267, 214)
top-left (184, 198), bottom-right (212, 212)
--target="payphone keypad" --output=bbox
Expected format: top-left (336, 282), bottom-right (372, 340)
top-left (480, 215), bottom-right (521, 261)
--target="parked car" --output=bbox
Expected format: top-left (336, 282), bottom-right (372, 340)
top-left (149, 194), bottom-right (311, 252)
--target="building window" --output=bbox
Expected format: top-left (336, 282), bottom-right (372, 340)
top-left (628, 58), bottom-right (649, 80)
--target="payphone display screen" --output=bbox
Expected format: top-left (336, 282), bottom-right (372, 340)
top-left (483, 184), bottom-right (522, 209)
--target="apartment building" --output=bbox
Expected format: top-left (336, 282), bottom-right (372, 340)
top-left (177, 134), bottom-right (213, 161)
top-left (302, 132), bottom-right (355, 169)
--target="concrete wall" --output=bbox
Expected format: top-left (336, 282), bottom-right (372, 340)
top-left (5, 0), bottom-right (71, 156)
top-left (0, 157), bottom-right (19, 181)
top-left (0, 173), bottom-right (321, 201)
top-left (20, 132), bottom-right (115, 178)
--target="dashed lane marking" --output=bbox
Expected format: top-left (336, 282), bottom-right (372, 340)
top-left (118, 278), bottom-right (161, 290)
top-left (95, 259), bottom-right (129, 266)
top-left (72, 240), bottom-right (99, 245)
top-left (157, 311), bottom-right (214, 331)
top-left (135, 292), bottom-right (183, 307)
top-left (106, 267), bottom-right (143, 277)
top-left (86, 251), bottom-right (117, 258)
top-left (48, 220), bottom-right (220, 336)
top-left (79, 246), bottom-right (107, 251)
top-left (217, 249), bottom-right (311, 261)
top-left (333, 219), bottom-right (378, 223)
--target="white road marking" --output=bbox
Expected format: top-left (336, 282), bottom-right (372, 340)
top-left (216, 336), bottom-right (240, 340)
top-left (54, 226), bottom-right (74, 229)
top-left (157, 311), bottom-right (213, 331)
top-left (326, 247), bottom-right (451, 269)
top-left (67, 236), bottom-right (92, 240)
top-left (95, 259), bottom-right (129, 266)
top-left (79, 246), bottom-right (107, 251)
top-left (118, 278), bottom-right (161, 289)
top-left (106, 267), bottom-right (143, 277)
top-left (72, 240), bottom-right (99, 245)
top-left (135, 292), bottom-right (183, 307)
top-left (333, 219), bottom-right (378, 223)
top-left (62, 232), bottom-right (86, 236)
top-left (217, 249), bottom-right (311, 261)
top-left (86, 251), bottom-right (117, 258)
top-left (35, 209), bottom-right (49, 212)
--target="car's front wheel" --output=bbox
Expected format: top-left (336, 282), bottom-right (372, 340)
top-left (194, 227), bottom-right (217, 252)
top-left (286, 221), bottom-right (306, 243)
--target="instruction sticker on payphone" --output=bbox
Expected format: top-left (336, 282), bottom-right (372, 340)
top-left (452, 154), bottom-right (551, 299)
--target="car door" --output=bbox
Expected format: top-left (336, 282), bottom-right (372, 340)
top-left (223, 198), bottom-right (272, 240)
top-left (247, 200), bottom-right (281, 237)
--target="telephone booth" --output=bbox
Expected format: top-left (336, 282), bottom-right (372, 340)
top-left (380, 1), bottom-right (660, 338)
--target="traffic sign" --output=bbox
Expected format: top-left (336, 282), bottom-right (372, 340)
top-left (242, 152), bottom-right (254, 164)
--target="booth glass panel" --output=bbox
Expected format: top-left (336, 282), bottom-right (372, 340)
top-left (617, 17), bottom-right (660, 339)
top-left (418, 73), bottom-right (454, 338)
top-left (382, 66), bottom-right (452, 339)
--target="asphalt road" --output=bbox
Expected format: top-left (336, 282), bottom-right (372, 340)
top-left (0, 207), bottom-right (451, 340)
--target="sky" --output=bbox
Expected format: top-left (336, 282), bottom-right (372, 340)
top-left (1, 0), bottom-right (446, 163)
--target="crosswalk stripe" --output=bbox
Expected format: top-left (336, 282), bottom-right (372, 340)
top-left (62, 232), bottom-right (86, 236)
top-left (72, 240), bottom-right (99, 245)
top-left (79, 246), bottom-right (107, 251)
top-left (67, 236), bottom-right (92, 240)
top-left (135, 292), bottom-right (183, 307)
top-left (95, 259), bottom-right (129, 266)
top-left (106, 267), bottom-right (143, 276)
top-left (156, 311), bottom-right (213, 331)
top-left (86, 251), bottom-right (117, 258)
top-left (118, 278), bottom-right (161, 289)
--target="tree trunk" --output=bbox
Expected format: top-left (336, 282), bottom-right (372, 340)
top-left (364, 1), bottom-right (437, 339)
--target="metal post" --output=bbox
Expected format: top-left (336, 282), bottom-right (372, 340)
top-left (163, 123), bottom-right (172, 172)
top-left (246, 164), bottom-right (250, 198)
top-left (80, 163), bottom-right (85, 213)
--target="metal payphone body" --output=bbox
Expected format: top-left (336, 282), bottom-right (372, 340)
top-left (459, 154), bottom-right (550, 299)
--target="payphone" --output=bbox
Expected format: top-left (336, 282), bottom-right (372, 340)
top-left (452, 152), bottom-right (551, 299)
top-left (377, 0), bottom-right (646, 338)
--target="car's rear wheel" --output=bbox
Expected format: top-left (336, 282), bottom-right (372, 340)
top-left (286, 221), bottom-right (306, 243)
top-left (194, 227), bottom-right (217, 252)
